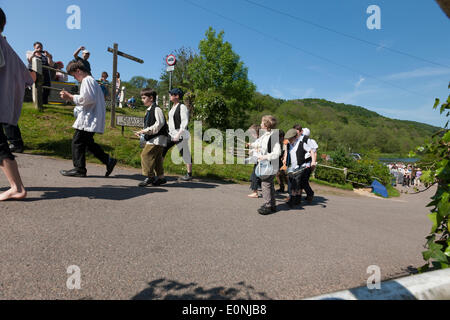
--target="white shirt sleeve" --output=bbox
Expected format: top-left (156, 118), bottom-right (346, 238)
top-left (73, 77), bottom-right (96, 108)
top-left (142, 107), bottom-right (165, 135)
top-left (180, 104), bottom-right (189, 131)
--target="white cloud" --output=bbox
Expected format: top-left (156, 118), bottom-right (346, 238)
top-left (385, 67), bottom-right (450, 80)
top-left (355, 76), bottom-right (365, 88)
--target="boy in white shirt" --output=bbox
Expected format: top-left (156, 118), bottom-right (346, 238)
top-left (59, 60), bottom-right (117, 177)
top-left (163, 88), bottom-right (193, 181)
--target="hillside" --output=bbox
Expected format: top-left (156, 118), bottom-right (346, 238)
top-left (247, 94), bottom-right (440, 155)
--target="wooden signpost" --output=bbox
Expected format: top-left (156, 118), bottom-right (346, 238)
top-left (107, 43), bottom-right (144, 128)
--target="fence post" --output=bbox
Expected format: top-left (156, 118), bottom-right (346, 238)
top-left (110, 43), bottom-right (118, 128)
top-left (344, 168), bottom-right (348, 181)
top-left (31, 57), bottom-right (43, 111)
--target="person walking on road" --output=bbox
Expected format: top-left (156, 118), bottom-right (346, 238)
top-left (0, 8), bottom-right (35, 201)
top-left (59, 60), bottom-right (117, 178)
top-left (162, 88), bottom-right (193, 181)
top-left (134, 89), bottom-right (169, 187)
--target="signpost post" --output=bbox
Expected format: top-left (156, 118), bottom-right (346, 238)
top-left (166, 54), bottom-right (176, 110)
top-left (107, 44), bottom-right (144, 128)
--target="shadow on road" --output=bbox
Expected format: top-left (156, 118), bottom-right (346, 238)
top-left (11, 185), bottom-right (167, 201)
top-left (132, 278), bottom-right (271, 300)
top-left (263, 195), bottom-right (328, 215)
top-left (112, 174), bottom-right (221, 189)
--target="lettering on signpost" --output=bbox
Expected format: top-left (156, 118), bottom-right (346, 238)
top-left (116, 116), bottom-right (144, 128)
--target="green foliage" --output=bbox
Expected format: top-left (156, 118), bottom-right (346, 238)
top-left (314, 166), bottom-right (346, 185)
top-left (188, 27), bottom-right (256, 128)
top-left (194, 91), bottom-right (229, 130)
top-left (247, 98), bottom-right (439, 155)
top-left (415, 92), bottom-right (450, 272)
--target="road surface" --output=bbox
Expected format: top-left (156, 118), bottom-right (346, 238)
top-left (0, 154), bottom-right (433, 299)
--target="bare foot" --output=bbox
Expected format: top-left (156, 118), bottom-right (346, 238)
top-left (248, 192), bottom-right (259, 198)
top-left (0, 187), bottom-right (27, 201)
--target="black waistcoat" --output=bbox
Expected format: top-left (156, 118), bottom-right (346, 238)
top-left (288, 137), bottom-right (312, 167)
top-left (144, 103), bottom-right (168, 141)
top-left (173, 103), bottom-right (183, 130)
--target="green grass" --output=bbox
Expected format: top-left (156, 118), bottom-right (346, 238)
top-left (18, 103), bottom-right (253, 182)
top-left (386, 185), bottom-right (401, 197)
top-left (18, 103), bottom-right (402, 197)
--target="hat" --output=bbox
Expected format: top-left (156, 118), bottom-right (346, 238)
top-left (169, 88), bottom-right (184, 97)
top-left (303, 128), bottom-right (311, 136)
top-left (285, 129), bottom-right (298, 140)
top-left (82, 50), bottom-right (90, 54)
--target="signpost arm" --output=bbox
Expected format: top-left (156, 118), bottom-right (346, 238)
top-left (110, 43), bottom-right (119, 128)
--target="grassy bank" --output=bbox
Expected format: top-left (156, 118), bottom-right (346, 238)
top-left (18, 103), bottom-right (400, 197)
top-left (18, 103), bottom-right (253, 183)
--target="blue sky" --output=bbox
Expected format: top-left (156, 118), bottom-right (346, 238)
top-left (1, 0), bottom-right (449, 127)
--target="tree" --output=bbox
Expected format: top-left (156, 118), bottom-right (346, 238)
top-left (188, 27), bottom-right (256, 128)
top-left (129, 76), bottom-right (148, 89)
top-left (416, 90), bottom-right (450, 272)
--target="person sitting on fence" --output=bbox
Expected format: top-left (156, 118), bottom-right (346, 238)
top-left (134, 89), bottom-right (168, 187)
top-left (54, 61), bottom-right (68, 82)
top-left (98, 71), bottom-right (109, 99)
top-left (0, 8), bottom-right (35, 201)
top-left (59, 60), bottom-right (117, 178)
top-left (26, 41), bottom-right (53, 104)
top-left (73, 46), bottom-right (91, 75)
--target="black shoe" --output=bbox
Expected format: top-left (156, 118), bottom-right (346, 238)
top-left (139, 177), bottom-right (155, 187)
top-left (306, 193), bottom-right (314, 203)
top-left (294, 195), bottom-right (302, 205)
top-left (60, 168), bottom-right (87, 177)
top-left (287, 196), bottom-right (296, 208)
top-left (9, 144), bottom-right (24, 153)
top-left (258, 205), bottom-right (276, 215)
top-left (105, 158), bottom-right (117, 177)
top-left (180, 173), bottom-right (193, 181)
top-left (152, 178), bottom-right (167, 186)
top-left (276, 187), bottom-right (285, 193)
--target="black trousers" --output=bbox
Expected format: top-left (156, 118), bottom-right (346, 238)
top-left (0, 124), bottom-right (15, 164)
top-left (72, 130), bottom-right (109, 171)
top-left (163, 138), bottom-right (192, 165)
top-left (2, 124), bottom-right (23, 147)
top-left (250, 164), bottom-right (262, 191)
top-left (300, 167), bottom-right (314, 197)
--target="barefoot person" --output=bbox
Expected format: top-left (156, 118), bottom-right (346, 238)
top-left (59, 60), bottom-right (117, 178)
top-left (0, 8), bottom-right (35, 201)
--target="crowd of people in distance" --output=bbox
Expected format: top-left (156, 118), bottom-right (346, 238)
top-left (388, 163), bottom-right (422, 188)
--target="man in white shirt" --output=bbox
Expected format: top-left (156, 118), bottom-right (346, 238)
top-left (163, 88), bottom-right (193, 181)
top-left (301, 128), bottom-right (318, 203)
top-left (59, 60), bottom-right (117, 178)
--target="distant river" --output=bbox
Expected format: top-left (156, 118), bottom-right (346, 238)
top-left (378, 158), bottom-right (420, 163)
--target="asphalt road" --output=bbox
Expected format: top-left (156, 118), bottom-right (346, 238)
top-left (0, 154), bottom-right (433, 300)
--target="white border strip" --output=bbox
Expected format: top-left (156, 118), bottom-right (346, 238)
top-left (305, 268), bottom-right (450, 300)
